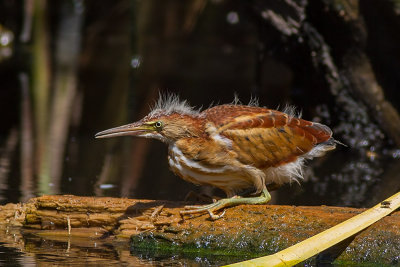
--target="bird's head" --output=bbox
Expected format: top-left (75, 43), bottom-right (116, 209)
top-left (95, 112), bottom-right (204, 144)
top-left (96, 94), bottom-right (204, 143)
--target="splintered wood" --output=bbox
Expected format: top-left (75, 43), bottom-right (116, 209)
top-left (20, 195), bottom-right (183, 238)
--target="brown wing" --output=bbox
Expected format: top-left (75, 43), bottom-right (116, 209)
top-left (204, 105), bottom-right (333, 168)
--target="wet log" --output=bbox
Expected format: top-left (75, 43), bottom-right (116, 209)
top-left (1, 195), bottom-right (400, 265)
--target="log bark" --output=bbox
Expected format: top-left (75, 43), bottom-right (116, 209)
top-left (1, 195), bottom-right (400, 265)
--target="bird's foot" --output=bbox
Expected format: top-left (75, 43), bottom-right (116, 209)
top-left (180, 189), bottom-right (271, 220)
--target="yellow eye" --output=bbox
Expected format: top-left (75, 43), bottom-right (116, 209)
top-left (154, 121), bottom-right (163, 129)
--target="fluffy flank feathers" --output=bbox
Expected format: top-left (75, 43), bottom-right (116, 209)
top-left (265, 158), bottom-right (305, 185)
top-left (265, 138), bottom-right (336, 185)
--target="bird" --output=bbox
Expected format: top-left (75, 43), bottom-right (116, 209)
top-left (95, 94), bottom-right (336, 219)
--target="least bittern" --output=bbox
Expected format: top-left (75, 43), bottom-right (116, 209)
top-left (96, 95), bottom-right (336, 219)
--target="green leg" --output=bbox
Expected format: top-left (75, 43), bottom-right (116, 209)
top-left (180, 188), bottom-right (271, 220)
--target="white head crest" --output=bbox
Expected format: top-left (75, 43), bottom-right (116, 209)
top-left (148, 93), bottom-right (200, 118)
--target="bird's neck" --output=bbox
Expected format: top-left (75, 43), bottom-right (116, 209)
top-left (163, 115), bottom-right (206, 143)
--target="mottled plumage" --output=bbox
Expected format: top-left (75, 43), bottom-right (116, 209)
top-left (96, 94), bottom-right (335, 219)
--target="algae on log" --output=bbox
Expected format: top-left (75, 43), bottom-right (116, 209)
top-left (1, 195), bottom-right (400, 264)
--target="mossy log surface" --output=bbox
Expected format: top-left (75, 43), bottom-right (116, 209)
top-left (1, 195), bottom-right (400, 265)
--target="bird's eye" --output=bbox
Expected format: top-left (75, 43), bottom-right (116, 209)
top-left (154, 121), bottom-right (163, 129)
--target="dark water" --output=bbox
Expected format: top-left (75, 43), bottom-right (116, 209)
top-left (0, 227), bottom-right (246, 266)
top-left (0, 0), bottom-right (399, 265)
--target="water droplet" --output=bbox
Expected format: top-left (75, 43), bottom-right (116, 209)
top-left (131, 56), bottom-right (141, 68)
top-left (99, 184), bottom-right (115, 189)
top-left (392, 149), bottom-right (400, 159)
top-left (359, 140), bottom-right (369, 147)
top-left (0, 32), bottom-right (13, 46)
top-left (226, 11), bottom-right (239, 24)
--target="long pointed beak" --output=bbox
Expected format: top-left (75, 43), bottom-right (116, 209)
top-left (95, 123), bottom-right (151, 139)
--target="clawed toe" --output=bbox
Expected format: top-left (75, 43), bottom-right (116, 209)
top-left (208, 209), bottom-right (226, 220)
top-left (180, 200), bottom-right (227, 219)
top-left (180, 205), bottom-right (226, 220)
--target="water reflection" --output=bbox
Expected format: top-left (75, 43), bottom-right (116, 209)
top-left (0, 227), bottom-right (239, 266)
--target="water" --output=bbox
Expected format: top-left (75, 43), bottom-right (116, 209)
top-left (0, 227), bottom-right (242, 266)
top-left (0, 0), bottom-right (399, 265)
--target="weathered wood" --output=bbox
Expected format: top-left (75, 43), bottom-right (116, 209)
top-left (1, 195), bottom-right (400, 264)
